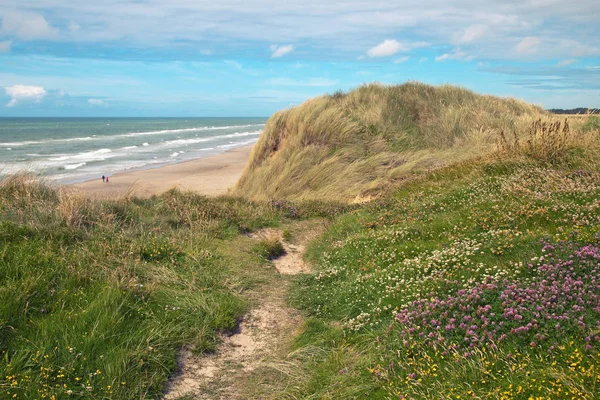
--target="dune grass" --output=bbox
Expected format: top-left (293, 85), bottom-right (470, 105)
top-left (277, 122), bottom-right (600, 399)
top-left (0, 177), bottom-right (291, 399)
top-left (234, 82), bottom-right (546, 202)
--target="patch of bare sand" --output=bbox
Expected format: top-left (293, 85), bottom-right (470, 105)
top-left (163, 226), bottom-right (319, 399)
top-left (249, 228), bottom-right (311, 275)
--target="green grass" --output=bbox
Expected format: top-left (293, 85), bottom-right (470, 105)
top-left (0, 178), bottom-right (287, 399)
top-left (0, 175), bottom-right (351, 399)
top-left (283, 153), bottom-right (600, 399)
top-left (583, 116), bottom-right (600, 132)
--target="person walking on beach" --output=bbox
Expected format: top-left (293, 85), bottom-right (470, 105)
top-left (106, 176), bottom-right (109, 183)
top-left (102, 175), bottom-right (105, 182)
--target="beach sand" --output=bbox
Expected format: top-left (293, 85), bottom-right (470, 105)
top-left (71, 145), bottom-right (253, 199)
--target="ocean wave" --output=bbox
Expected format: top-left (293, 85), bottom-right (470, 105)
top-left (117, 124), bottom-right (263, 139)
top-left (217, 138), bottom-right (259, 149)
top-left (0, 136), bottom-right (94, 147)
top-left (0, 124), bottom-right (265, 147)
top-left (63, 162), bottom-right (87, 170)
top-left (163, 130), bottom-right (262, 147)
top-left (49, 148), bottom-right (114, 163)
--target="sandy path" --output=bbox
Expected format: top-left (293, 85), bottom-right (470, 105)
top-left (70, 145), bottom-right (253, 200)
top-left (163, 227), bottom-right (316, 400)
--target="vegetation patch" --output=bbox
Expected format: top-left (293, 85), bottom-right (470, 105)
top-left (0, 178), bottom-right (284, 399)
top-left (234, 82), bottom-right (545, 202)
top-left (285, 143), bottom-right (600, 398)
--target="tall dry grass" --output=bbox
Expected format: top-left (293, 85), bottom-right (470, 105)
top-left (234, 82), bottom-right (547, 202)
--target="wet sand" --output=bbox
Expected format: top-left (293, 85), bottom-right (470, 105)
top-left (71, 145), bottom-right (253, 199)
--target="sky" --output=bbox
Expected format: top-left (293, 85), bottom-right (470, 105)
top-left (0, 0), bottom-right (599, 117)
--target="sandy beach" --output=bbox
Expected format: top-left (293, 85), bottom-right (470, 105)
top-left (71, 145), bottom-right (253, 199)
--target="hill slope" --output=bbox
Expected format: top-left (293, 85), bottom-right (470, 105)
top-left (234, 82), bottom-right (544, 202)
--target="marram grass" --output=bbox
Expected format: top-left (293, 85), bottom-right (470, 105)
top-left (234, 82), bottom-right (547, 202)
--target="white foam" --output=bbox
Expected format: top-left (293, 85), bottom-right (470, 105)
top-left (163, 130), bottom-right (261, 147)
top-left (64, 162), bottom-right (86, 170)
top-left (0, 124), bottom-right (265, 147)
top-left (48, 148), bottom-right (114, 163)
top-left (217, 138), bottom-right (259, 149)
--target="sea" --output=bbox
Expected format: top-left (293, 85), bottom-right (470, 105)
top-left (0, 118), bottom-right (266, 184)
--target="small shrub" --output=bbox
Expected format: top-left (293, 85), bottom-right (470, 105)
top-left (282, 229), bottom-right (292, 242)
top-left (255, 237), bottom-right (285, 260)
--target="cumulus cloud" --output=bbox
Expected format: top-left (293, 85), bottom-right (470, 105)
top-left (393, 56), bottom-right (410, 64)
top-left (0, 1), bottom-right (596, 64)
top-left (435, 48), bottom-right (474, 62)
top-left (88, 98), bottom-right (104, 105)
top-left (5, 85), bottom-right (47, 107)
top-left (516, 36), bottom-right (542, 54)
top-left (456, 25), bottom-right (487, 44)
top-left (270, 44), bottom-right (294, 58)
top-left (0, 12), bottom-right (59, 40)
top-left (368, 39), bottom-right (404, 57)
top-left (0, 40), bottom-right (12, 52)
top-left (367, 39), bottom-right (428, 58)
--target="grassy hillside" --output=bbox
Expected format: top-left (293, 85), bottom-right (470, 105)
top-left (278, 122), bottom-right (600, 398)
top-left (0, 178), bottom-right (292, 399)
top-left (234, 82), bottom-right (545, 202)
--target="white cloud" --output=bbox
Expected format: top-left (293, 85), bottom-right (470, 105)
top-left (270, 44), bottom-right (294, 58)
top-left (0, 41), bottom-right (11, 52)
top-left (0, 1), bottom-right (597, 62)
top-left (557, 59), bottom-right (577, 67)
top-left (68, 22), bottom-right (81, 32)
top-left (5, 85), bottom-right (47, 107)
top-left (393, 56), bottom-right (409, 64)
top-left (419, 57), bottom-right (428, 63)
top-left (0, 12), bottom-right (59, 40)
top-left (456, 24), bottom-right (487, 44)
top-left (367, 39), bottom-right (428, 58)
top-left (368, 39), bottom-right (404, 57)
top-left (516, 36), bottom-right (542, 54)
top-left (88, 98), bottom-right (104, 105)
top-left (435, 48), bottom-right (474, 62)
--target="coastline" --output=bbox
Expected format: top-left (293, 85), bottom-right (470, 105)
top-left (70, 145), bottom-right (253, 199)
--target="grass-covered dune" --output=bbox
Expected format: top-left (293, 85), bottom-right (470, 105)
top-left (234, 82), bottom-right (544, 202)
top-left (281, 120), bottom-right (600, 399)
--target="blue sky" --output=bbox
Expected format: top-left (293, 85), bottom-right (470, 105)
top-left (0, 0), bottom-right (599, 117)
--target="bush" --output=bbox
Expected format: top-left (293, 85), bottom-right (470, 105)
top-left (255, 237), bottom-right (286, 260)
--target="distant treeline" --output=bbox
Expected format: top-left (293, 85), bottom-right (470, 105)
top-left (549, 108), bottom-right (599, 114)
